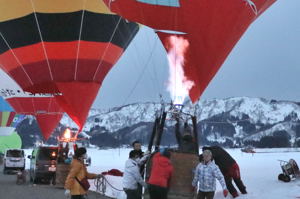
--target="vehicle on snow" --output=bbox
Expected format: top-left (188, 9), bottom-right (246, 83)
top-left (3, 149), bottom-right (25, 174)
top-left (28, 146), bottom-right (58, 183)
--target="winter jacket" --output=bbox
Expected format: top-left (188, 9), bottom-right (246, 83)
top-left (123, 158), bottom-right (146, 190)
top-left (148, 152), bottom-right (173, 188)
top-left (65, 159), bottom-right (97, 195)
top-left (202, 146), bottom-right (236, 175)
top-left (192, 161), bottom-right (227, 192)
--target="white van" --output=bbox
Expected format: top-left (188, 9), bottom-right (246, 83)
top-left (3, 149), bottom-right (25, 173)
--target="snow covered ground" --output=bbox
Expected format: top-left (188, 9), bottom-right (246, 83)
top-left (24, 148), bottom-right (300, 199)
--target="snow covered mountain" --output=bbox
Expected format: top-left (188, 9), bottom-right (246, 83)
top-left (60, 97), bottom-right (300, 148)
top-left (18, 97), bottom-right (300, 148)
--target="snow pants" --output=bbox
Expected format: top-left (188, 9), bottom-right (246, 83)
top-left (148, 184), bottom-right (168, 199)
top-left (225, 163), bottom-right (247, 197)
top-left (124, 188), bottom-right (141, 199)
top-left (71, 195), bottom-right (86, 199)
top-left (197, 191), bottom-right (215, 199)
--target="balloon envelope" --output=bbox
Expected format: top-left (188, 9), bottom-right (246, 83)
top-left (0, 70), bottom-right (63, 140)
top-left (104, 0), bottom-right (276, 102)
top-left (0, 132), bottom-right (22, 153)
top-left (0, 0), bottom-right (139, 128)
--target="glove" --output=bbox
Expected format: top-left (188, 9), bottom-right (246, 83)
top-left (223, 189), bottom-right (228, 197)
top-left (64, 189), bottom-right (71, 197)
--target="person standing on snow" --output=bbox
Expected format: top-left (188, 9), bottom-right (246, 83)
top-left (64, 147), bottom-right (101, 199)
top-left (131, 140), bottom-right (150, 198)
top-left (192, 150), bottom-right (228, 199)
top-left (132, 140), bottom-right (150, 168)
top-left (132, 140), bottom-right (144, 158)
top-left (147, 149), bottom-right (173, 199)
top-left (202, 146), bottom-right (247, 198)
top-left (123, 150), bottom-right (148, 199)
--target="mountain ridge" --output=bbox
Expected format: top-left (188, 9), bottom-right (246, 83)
top-left (17, 97), bottom-right (300, 148)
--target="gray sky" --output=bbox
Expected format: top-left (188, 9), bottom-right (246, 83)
top-left (94, 0), bottom-right (300, 108)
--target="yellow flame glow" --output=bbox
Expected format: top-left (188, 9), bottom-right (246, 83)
top-left (64, 128), bottom-right (71, 140)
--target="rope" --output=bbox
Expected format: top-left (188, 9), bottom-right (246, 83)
top-left (94, 175), bottom-right (124, 197)
top-left (122, 36), bottom-right (158, 106)
top-left (30, 0), bottom-right (53, 81)
top-left (74, 0), bottom-right (87, 80)
top-left (0, 34), bottom-right (34, 85)
top-left (243, 0), bottom-right (258, 15)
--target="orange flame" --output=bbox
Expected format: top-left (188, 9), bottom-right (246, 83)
top-left (167, 36), bottom-right (194, 104)
top-left (64, 128), bottom-right (71, 140)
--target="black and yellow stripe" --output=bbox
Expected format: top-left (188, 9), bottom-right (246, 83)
top-left (0, 11), bottom-right (138, 54)
top-left (0, 0), bottom-right (112, 21)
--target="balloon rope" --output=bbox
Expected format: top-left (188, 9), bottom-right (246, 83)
top-left (74, 0), bottom-right (87, 80)
top-left (92, 16), bottom-right (122, 81)
top-left (30, 0), bottom-right (54, 81)
top-left (122, 37), bottom-right (158, 106)
top-left (243, 0), bottom-right (258, 15)
top-left (0, 34), bottom-right (34, 85)
top-left (31, 97), bottom-right (37, 115)
top-left (47, 96), bottom-right (53, 114)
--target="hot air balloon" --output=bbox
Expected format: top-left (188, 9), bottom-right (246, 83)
top-left (0, 0), bottom-right (139, 129)
top-left (103, 0), bottom-right (276, 102)
top-left (0, 97), bottom-right (17, 136)
top-left (0, 131), bottom-right (22, 153)
top-left (0, 70), bottom-right (63, 140)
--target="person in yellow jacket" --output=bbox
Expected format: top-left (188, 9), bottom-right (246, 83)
top-left (64, 147), bottom-right (100, 199)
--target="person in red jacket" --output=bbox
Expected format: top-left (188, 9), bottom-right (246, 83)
top-left (148, 149), bottom-right (173, 199)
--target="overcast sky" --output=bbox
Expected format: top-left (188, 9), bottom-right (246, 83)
top-left (93, 0), bottom-right (300, 108)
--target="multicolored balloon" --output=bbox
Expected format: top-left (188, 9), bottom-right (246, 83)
top-left (0, 0), bottom-right (139, 129)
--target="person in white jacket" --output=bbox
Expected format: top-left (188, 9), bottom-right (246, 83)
top-left (123, 150), bottom-right (147, 199)
top-left (192, 150), bottom-right (228, 199)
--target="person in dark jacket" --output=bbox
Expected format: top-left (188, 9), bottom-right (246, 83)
top-left (202, 146), bottom-right (247, 198)
top-left (148, 149), bottom-right (173, 199)
top-left (132, 140), bottom-right (144, 158)
top-left (179, 133), bottom-right (198, 153)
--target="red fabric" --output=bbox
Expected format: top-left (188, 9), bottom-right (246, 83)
top-left (0, 41), bottom-right (123, 131)
top-left (6, 97), bottom-right (63, 140)
top-left (148, 152), bottom-right (173, 188)
top-left (7, 97), bottom-right (62, 114)
top-left (6, 112), bottom-right (16, 126)
top-left (227, 163), bottom-right (241, 179)
top-left (102, 169), bottom-right (123, 177)
top-left (104, 0), bottom-right (276, 102)
top-left (36, 113), bottom-right (63, 140)
top-left (223, 189), bottom-right (229, 197)
top-left (0, 41), bottom-right (122, 72)
top-left (55, 82), bottom-right (100, 128)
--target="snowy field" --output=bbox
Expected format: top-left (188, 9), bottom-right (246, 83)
top-left (24, 148), bottom-right (300, 199)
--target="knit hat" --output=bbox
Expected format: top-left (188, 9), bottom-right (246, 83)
top-left (74, 147), bottom-right (87, 158)
top-left (160, 148), bottom-right (171, 159)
